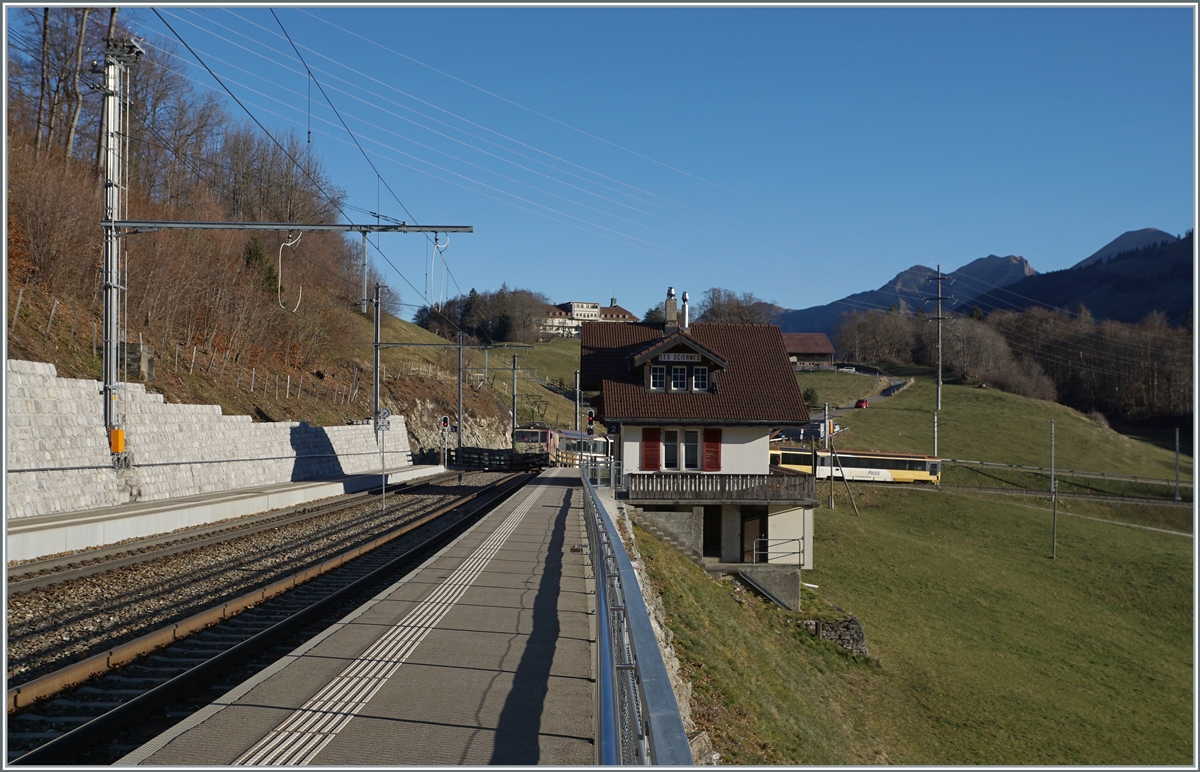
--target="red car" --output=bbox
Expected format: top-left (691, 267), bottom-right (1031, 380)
top-left (855, 399), bottom-right (869, 408)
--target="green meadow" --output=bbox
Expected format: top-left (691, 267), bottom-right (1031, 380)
top-left (639, 368), bottom-right (1193, 764)
top-left (638, 485), bottom-right (1193, 764)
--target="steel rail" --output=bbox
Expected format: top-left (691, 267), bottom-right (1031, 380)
top-left (7, 472), bottom-right (460, 592)
top-left (6, 473), bottom-right (522, 714)
top-left (8, 473), bottom-right (532, 765)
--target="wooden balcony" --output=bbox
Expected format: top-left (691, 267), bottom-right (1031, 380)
top-left (625, 472), bottom-right (816, 505)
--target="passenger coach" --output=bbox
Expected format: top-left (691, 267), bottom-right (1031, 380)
top-left (771, 447), bottom-right (941, 484)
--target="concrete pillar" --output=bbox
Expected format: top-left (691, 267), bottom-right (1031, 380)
top-left (720, 504), bottom-right (741, 563)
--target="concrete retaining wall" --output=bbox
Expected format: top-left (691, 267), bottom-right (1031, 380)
top-left (6, 360), bottom-right (412, 519)
top-left (629, 507), bottom-right (703, 560)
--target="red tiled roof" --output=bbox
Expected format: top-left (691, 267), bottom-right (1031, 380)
top-left (781, 332), bottom-right (835, 356)
top-left (599, 304), bottom-right (638, 321)
top-left (581, 322), bottom-right (809, 425)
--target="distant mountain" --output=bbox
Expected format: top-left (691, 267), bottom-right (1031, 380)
top-left (776, 254), bottom-right (1036, 336)
top-left (965, 231), bottom-right (1193, 327)
top-left (1070, 228), bottom-right (1179, 270)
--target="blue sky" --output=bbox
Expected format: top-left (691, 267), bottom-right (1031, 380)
top-left (127, 5), bottom-right (1195, 321)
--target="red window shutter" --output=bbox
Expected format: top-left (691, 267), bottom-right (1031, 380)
top-left (703, 428), bottom-right (722, 471)
top-left (642, 427), bottom-right (661, 471)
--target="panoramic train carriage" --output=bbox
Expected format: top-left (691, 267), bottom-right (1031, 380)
top-left (770, 447), bottom-right (941, 484)
top-left (554, 429), bottom-right (613, 468)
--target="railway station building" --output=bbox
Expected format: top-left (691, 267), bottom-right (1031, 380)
top-left (581, 289), bottom-right (818, 610)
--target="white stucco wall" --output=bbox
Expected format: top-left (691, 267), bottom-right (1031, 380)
top-left (767, 505), bottom-right (813, 568)
top-left (620, 424), bottom-right (771, 476)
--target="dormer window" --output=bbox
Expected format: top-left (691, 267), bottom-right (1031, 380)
top-left (671, 366), bottom-right (687, 390)
top-left (650, 366), bottom-right (666, 390)
top-left (693, 367), bottom-right (708, 391)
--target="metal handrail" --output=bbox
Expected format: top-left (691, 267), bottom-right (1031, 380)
top-left (752, 537), bottom-right (802, 564)
top-left (581, 467), bottom-right (692, 765)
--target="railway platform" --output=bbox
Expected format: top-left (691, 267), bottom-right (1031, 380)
top-left (7, 464), bottom-right (444, 563)
top-left (116, 467), bottom-right (595, 766)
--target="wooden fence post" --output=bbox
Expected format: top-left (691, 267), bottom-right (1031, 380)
top-left (44, 298), bottom-right (58, 337)
top-left (10, 288), bottom-right (23, 334)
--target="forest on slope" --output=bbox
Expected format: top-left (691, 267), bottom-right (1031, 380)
top-left (5, 8), bottom-right (575, 446)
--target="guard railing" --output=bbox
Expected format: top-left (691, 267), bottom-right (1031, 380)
top-left (580, 469), bottom-right (692, 765)
top-left (752, 537), bottom-right (802, 564)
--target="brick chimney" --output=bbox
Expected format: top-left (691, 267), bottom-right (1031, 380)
top-left (664, 287), bottom-right (678, 333)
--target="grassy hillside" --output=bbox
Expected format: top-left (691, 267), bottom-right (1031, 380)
top-left (834, 366), bottom-right (1192, 483)
top-left (638, 486), bottom-right (1193, 764)
top-left (794, 370), bottom-right (888, 411)
top-left (5, 285), bottom-right (579, 441)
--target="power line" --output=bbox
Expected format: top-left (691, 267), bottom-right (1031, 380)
top-left (295, 7), bottom-right (788, 218)
top-left (139, 14), bottom-right (757, 265)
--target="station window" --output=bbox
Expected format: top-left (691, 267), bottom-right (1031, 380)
top-left (692, 367), bottom-right (708, 391)
top-left (671, 366), bottom-right (687, 390)
top-left (684, 430), bottom-right (700, 469)
top-left (663, 430), bottom-right (680, 470)
top-left (650, 366), bottom-right (666, 390)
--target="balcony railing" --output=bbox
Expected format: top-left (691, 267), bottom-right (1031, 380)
top-left (626, 472), bottom-right (815, 504)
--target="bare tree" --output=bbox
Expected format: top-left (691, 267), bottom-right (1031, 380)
top-left (695, 287), bottom-right (778, 324)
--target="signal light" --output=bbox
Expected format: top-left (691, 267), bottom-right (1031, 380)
top-left (586, 410), bottom-right (595, 434)
top-left (441, 415), bottom-right (450, 430)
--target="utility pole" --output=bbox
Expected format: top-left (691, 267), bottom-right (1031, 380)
top-left (100, 38), bottom-right (143, 455)
top-left (1175, 427), bottom-right (1181, 502)
top-left (360, 232), bottom-right (368, 314)
top-left (372, 282), bottom-right (381, 442)
top-left (1050, 420), bottom-right (1055, 494)
top-left (1051, 420), bottom-right (1057, 558)
top-left (511, 354), bottom-right (518, 447)
top-left (457, 331), bottom-right (463, 452)
top-left (575, 370), bottom-right (581, 432)
top-left (933, 411), bottom-right (938, 458)
top-left (926, 265), bottom-right (949, 412)
top-left (825, 403), bottom-right (833, 509)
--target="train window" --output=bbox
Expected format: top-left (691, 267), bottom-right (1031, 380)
top-left (515, 430), bottom-right (540, 443)
top-left (663, 430), bottom-right (679, 470)
top-left (650, 366), bottom-right (666, 390)
top-left (782, 452), bottom-right (807, 466)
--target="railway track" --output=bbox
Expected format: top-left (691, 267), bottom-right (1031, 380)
top-left (6, 471), bottom-right (532, 765)
top-left (7, 470), bottom-right (464, 593)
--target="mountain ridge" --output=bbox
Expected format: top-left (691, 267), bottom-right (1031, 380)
top-left (776, 254), bottom-right (1036, 336)
top-left (775, 228), bottom-right (1190, 336)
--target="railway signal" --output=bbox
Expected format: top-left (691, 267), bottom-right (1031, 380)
top-left (587, 409), bottom-right (595, 435)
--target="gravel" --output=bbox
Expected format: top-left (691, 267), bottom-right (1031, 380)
top-left (6, 472), bottom-right (510, 687)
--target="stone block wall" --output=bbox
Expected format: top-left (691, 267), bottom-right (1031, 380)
top-left (6, 360), bottom-right (412, 519)
top-left (6, 360), bottom-right (124, 516)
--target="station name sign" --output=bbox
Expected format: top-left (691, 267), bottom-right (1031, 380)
top-left (659, 353), bottom-right (701, 362)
